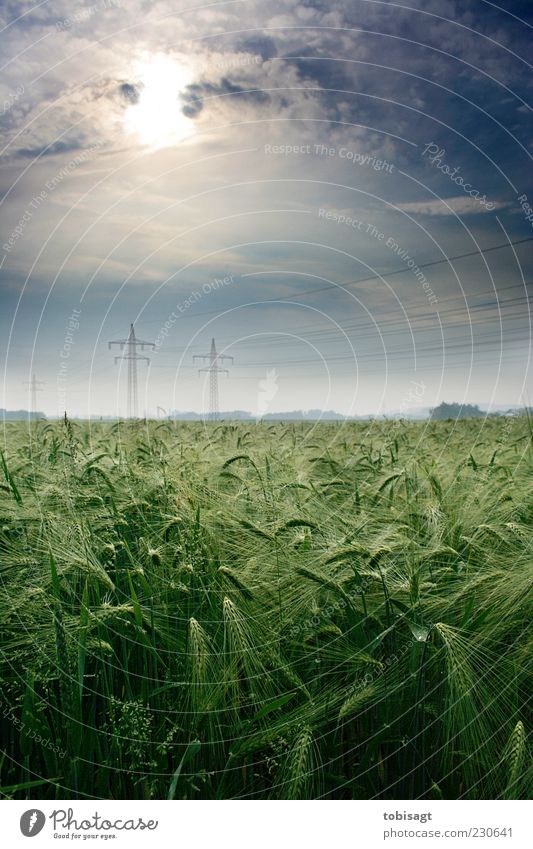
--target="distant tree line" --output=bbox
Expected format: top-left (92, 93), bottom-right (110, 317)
top-left (1, 409), bottom-right (46, 420)
top-left (430, 402), bottom-right (484, 420)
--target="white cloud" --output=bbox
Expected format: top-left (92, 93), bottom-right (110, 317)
top-left (397, 196), bottom-right (508, 216)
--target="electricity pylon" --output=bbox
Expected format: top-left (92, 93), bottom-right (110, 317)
top-left (24, 373), bottom-right (45, 417)
top-left (194, 337), bottom-right (233, 420)
top-left (109, 324), bottom-right (155, 418)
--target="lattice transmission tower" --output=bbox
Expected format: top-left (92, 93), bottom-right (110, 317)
top-left (23, 373), bottom-right (45, 417)
top-left (109, 324), bottom-right (155, 418)
top-left (194, 337), bottom-right (233, 420)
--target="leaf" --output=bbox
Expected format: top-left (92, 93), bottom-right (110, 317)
top-left (78, 580), bottom-right (90, 700)
top-left (406, 620), bottom-right (431, 642)
top-left (0, 449), bottom-right (22, 504)
top-left (167, 740), bottom-right (201, 800)
top-left (218, 566), bottom-right (254, 600)
top-left (239, 519), bottom-right (274, 541)
top-left (376, 471), bottom-right (404, 493)
top-left (20, 674), bottom-right (37, 758)
top-left (390, 598), bottom-right (411, 615)
top-left (127, 573), bottom-right (143, 627)
top-left (0, 777), bottom-right (62, 795)
top-left (248, 693), bottom-right (296, 723)
top-left (49, 551), bottom-right (61, 598)
top-left (276, 518), bottom-right (318, 533)
top-left (222, 454), bottom-right (259, 471)
top-left (366, 622), bottom-right (398, 653)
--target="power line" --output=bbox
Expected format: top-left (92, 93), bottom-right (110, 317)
top-left (250, 236), bottom-right (533, 304)
top-left (137, 235), bottom-right (533, 328)
top-left (82, 292), bottom-right (528, 385)
top-left (153, 290), bottom-right (531, 356)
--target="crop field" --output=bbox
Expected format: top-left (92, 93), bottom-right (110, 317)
top-left (0, 416), bottom-right (531, 800)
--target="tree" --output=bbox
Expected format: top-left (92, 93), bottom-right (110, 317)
top-left (430, 402), bottom-right (484, 420)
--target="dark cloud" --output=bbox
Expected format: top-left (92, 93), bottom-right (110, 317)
top-left (15, 138), bottom-right (88, 159)
top-left (118, 82), bottom-right (140, 105)
top-left (285, 54), bottom-right (356, 121)
top-left (181, 76), bottom-right (270, 118)
top-left (288, 55), bottom-right (351, 88)
top-left (236, 35), bottom-right (278, 60)
top-left (0, 100), bottom-right (33, 133)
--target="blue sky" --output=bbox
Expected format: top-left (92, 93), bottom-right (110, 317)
top-left (0, 0), bottom-right (532, 416)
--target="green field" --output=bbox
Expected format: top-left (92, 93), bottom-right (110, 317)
top-left (0, 416), bottom-right (531, 799)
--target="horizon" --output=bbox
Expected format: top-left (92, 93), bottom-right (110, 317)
top-left (1, 399), bottom-right (527, 422)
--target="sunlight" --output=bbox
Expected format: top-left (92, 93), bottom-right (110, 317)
top-left (124, 53), bottom-right (194, 149)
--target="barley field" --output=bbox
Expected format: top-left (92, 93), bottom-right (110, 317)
top-left (0, 416), bottom-right (531, 800)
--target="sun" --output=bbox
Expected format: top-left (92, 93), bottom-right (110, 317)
top-left (124, 53), bottom-right (194, 149)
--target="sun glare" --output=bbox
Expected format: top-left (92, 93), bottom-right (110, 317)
top-left (124, 53), bottom-right (194, 149)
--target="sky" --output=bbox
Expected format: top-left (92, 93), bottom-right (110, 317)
top-left (0, 0), bottom-right (532, 417)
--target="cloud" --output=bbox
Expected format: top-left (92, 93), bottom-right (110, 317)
top-left (181, 76), bottom-right (270, 118)
top-left (16, 137), bottom-right (91, 159)
top-left (397, 196), bottom-right (509, 216)
top-left (236, 35), bottom-right (278, 60)
top-left (118, 82), bottom-right (140, 105)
